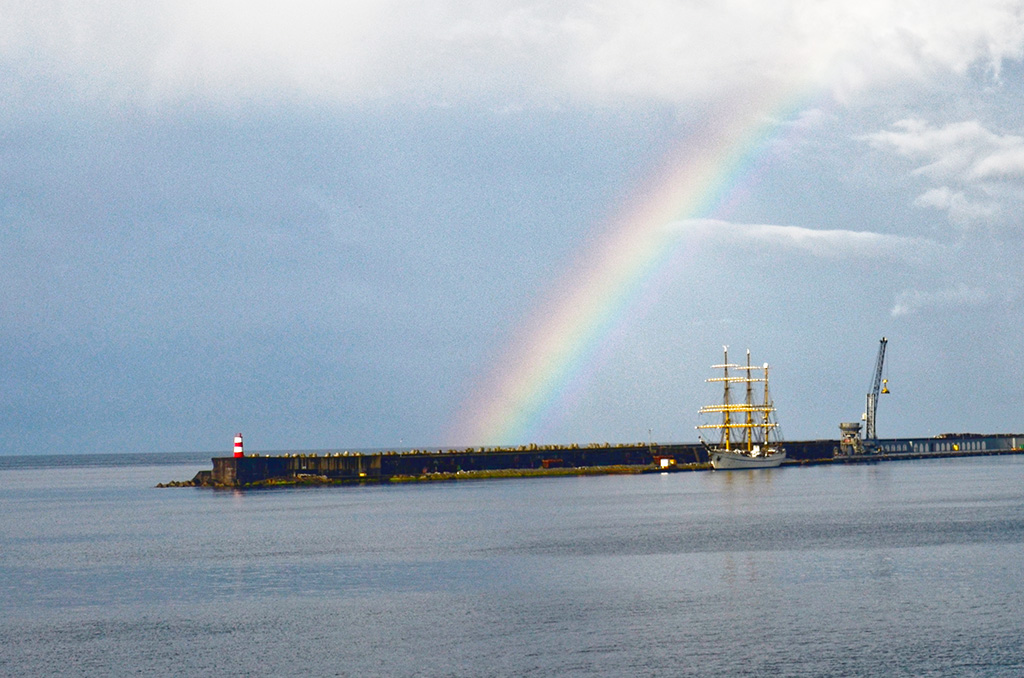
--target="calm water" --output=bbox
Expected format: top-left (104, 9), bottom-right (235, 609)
top-left (2, 454), bottom-right (1023, 676)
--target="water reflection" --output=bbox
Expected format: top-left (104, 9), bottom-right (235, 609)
top-left (3, 456), bottom-right (1024, 676)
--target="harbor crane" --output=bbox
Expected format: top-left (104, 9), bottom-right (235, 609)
top-left (839, 337), bottom-right (889, 456)
top-left (864, 337), bottom-right (889, 445)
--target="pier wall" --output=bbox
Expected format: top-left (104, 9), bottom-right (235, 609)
top-left (213, 454), bottom-right (381, 485)
top-left (210, 444), bottom-right (667, 486)
top-left (205, 434), bottom-right (1024, 486)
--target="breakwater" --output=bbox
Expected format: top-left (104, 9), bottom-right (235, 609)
top-left (173, 433), bottom-right (1024, 487)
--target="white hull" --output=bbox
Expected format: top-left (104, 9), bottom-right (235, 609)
top-left (710, 449), bottom-right (786, 470)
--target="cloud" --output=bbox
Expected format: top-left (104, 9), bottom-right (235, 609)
top-left (864, 119), bottom-right (1024, 181)
top-left (864, 119), bottom-right (1024, 228)
top-left (667, 218), bottom-right (941, 262)
top-left (891, 283), bottom-right (991, 316)
top-left (666, 218), bottom-right (1009, 321)
top-left (969, 145), bottom-right (1024, 179)
top-left (912, 186), bottom-right (999, 224)
top-left (2, 1), bottom-right (1024, 109)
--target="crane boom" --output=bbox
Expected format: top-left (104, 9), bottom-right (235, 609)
top-left (865, 337), bottom-right (888, 441)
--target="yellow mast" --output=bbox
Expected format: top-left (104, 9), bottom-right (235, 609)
top-left (723, 346), bottom-right (731, 451)
top-left (745, 350), bottom-right (753, 452)
top-left (763, 362), bottom-right (772, 444)
top-left (697, 347), bottom-right (779, 452)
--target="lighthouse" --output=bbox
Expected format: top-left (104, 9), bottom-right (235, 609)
top-left (233, 433), bottom-right (244, 458)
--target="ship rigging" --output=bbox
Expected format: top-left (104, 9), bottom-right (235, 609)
top-left (697, 347), bottom-right (786, 470)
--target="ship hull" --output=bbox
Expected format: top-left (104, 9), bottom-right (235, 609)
top-left (710, 449), bottom-right (786, 470)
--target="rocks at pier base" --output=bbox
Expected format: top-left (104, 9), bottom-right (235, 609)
top-left (155, 470), bottom-right (214, 488)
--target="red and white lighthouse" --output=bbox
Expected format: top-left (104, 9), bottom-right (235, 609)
top-left (233, 433), bottom-right (244, 458)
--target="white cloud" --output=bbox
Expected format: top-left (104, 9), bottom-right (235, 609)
top-left (891, 284), bottom-right (990, 316)
top-left (2, 0), bottom-right (1024, 108)
top-left (913, 186), bottom-right (956, 209)
top-left (666, 218), bottom-right (941, 262)
top-left (865, 119), bottom-right (1024, 181)
top-left (865, 119), bottom-right (1024, 228)
top-left (666, 219), bottom-right (1007, 320)
top-left (969, 145), bottom-right (1024, 179)
top-left (912, 186), bottom-right (999, 225)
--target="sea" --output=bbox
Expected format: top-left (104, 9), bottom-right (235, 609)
top-left (2, 452), bottom-right (1023, 677)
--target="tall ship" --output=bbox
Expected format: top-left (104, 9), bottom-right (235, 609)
top-left (697, 347), bottom-right (786, 470)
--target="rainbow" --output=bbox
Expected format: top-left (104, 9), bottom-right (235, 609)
top-left (451, 91), bottom-right (817, 445)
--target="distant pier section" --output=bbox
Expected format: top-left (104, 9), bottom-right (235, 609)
top-left (180, 433), bottom-right (1024, 487)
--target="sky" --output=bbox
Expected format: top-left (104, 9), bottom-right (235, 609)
top-left (2, 1), bottom-right (1024, 455)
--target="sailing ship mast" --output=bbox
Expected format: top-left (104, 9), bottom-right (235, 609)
top-left (745, 350), bottom-right (754, 451)
top-left (697, 347), bottom-right (778, 451)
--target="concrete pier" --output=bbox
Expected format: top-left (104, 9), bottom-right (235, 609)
top-left (193, 434), bottom-right (1024, 487)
